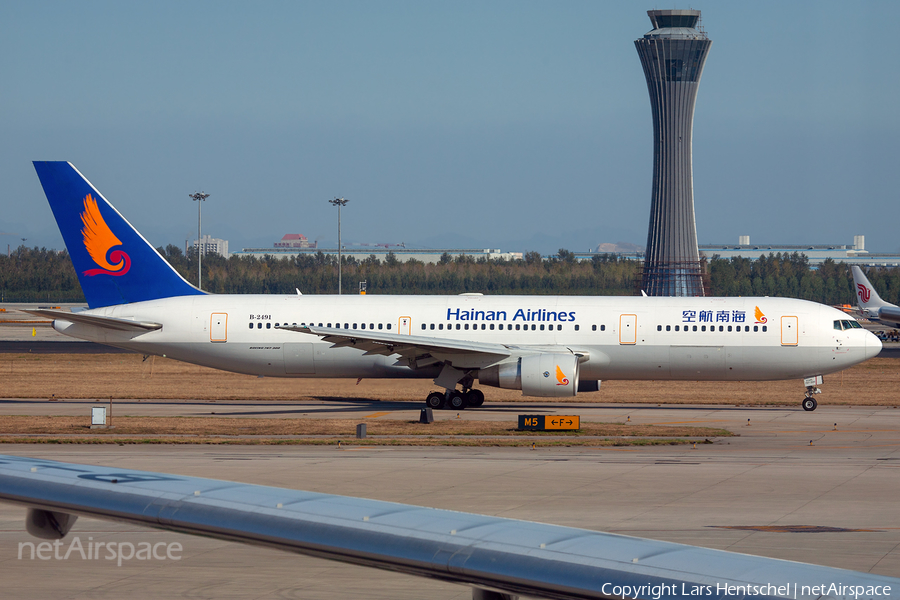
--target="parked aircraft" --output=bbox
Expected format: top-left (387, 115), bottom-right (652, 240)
top-left (30, 162), bottom-right (881, 411)
top-left (2, 454), bottom-right (897, 600)
top-left (851, 266), bottom-right (900, 328)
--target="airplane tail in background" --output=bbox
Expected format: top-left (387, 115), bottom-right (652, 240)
top-left (33, 161), bottom-right (205, 308)
top-left (851, 266), bottom-right (889, 310)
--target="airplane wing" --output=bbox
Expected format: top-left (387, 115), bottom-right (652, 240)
top-left (1, 454), bottom-right (897, 600)
top-left (23, 309), bottom-right (162, 332)
top-left (278, 324), bottom-right (515, 368)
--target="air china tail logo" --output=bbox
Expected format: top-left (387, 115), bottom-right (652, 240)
top-left (754, 306), bottom-right (767, 324)
top-left (80, 194), bottom-right (131, 277)
top-left (857, 283), bottom-right (871, 304)
top-left (556, 365), bottom-right (569, 386)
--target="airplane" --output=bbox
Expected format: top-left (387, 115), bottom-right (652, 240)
top-left (1, 454), bottom-right (898, 600)
top-left (28, 162), bottom-right (881, 412)
top-left (851, 266), bottom-right (900, 328)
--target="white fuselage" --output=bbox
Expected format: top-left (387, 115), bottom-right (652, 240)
top-left (53, 294), bottom-right (881, 384)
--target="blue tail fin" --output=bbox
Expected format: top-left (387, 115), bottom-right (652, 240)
top-left (33, 161), bottom-right (205, 308)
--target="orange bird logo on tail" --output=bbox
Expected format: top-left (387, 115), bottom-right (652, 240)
top-left (80, 194), bottom-right (131, 276)
top-left (555, 365), bottom-right (569, 386)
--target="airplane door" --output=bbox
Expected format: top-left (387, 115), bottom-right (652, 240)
top-left (210, 313), bottom-right (227, 343)
top-left (781, 315), bottom-right (798, 346)
top-left (398, 316), bottom-right (411, 335)
top-left (619, 314), bottom-right (637, 344)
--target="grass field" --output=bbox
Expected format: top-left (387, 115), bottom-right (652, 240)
top-left (1, 353), bottom-right (897, 407)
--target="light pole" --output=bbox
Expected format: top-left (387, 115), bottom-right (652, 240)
top-left (329, 197), bottom-right (349, 294)
top-left (189, 192), bottom-right (209, 289)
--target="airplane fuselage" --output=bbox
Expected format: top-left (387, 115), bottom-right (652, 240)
top-left (53, 294), bottom-right (879, 384)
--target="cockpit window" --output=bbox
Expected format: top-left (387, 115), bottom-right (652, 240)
top-left (835, 320), bottom-right (845, 330)
top-left (848, 320), bottom-right (862, 329)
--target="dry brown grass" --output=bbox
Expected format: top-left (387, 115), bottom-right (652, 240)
top-left (0, 353), bottom-right (897, 406)
top-left (0, 416), bottom-right (730, 438)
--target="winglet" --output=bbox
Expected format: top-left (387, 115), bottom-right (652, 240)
top-left (33, 162), bottom-right (205, 308)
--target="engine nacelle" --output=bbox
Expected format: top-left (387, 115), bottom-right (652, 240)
top-left (479, 354), bottom-right (579, 398)
top-left (26, 508), bottom-right (78, 539)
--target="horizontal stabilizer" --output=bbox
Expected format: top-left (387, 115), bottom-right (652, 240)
top-left (24, 309), bottom-right (161, 332)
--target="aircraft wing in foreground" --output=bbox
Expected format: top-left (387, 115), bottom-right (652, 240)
top-left (0, 454), bottom-right (896, 600)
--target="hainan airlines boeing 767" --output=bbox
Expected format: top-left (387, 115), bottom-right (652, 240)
top-left (29, 162), bottom-right (881, 411)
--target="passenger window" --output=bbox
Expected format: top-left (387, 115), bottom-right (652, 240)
top-left (666, 325), bottom-right (671, 331)
top-left (489, 324), bottom-right (494, 330)
top-left (387, 324), bottom-right (392, 330)
top-left (275, 323), bottom-right (279, 327)
top-left (727, 325), bottom-right (732, 332)
top-left (439, 324), bottom-right (443, 330)
top-left (601, 325), bottom-right (606, 331)
top-left (344, 323), bottom-right (349, 329)
top-left (675, 325), bottom-right (679, 331)
top-left (719, 326), bottom-right (723, 332)
top-left (592, 325), bottom-right (597, 331)
top-left (515, 324), bottom-right (520, 330)
top-left (482, 324), bottom-right (486, 330)
top-left (430, 324), bottom-right (435, 330)
top-left (753, 325), bottom-right (758, 332)
top-left (557, 324), bottom-right (562, 331)
top-left (657, 325), bottom-right (662, 331)
top-left (353, 323), bottom-right (357, 329)
top-left (464, 324), bottom-right (469, 330)
top-left (537, 324), bottom-right (543, 331)
top-left (701, 325), bottom-right (706, 332)
top-left (369, 323), bottom-right (374, 329)
top-left (745, 326), bottom-right (750, 332)
top-left (692, 325), bottom-right (697, 332)
top-left (248, 323), bottom-right (253, 329)
top-left (421, 324), bottom-right (426, 330)
top-left (531, 324), bottom-right (536, 331)
top-left (456, 324), bottom-right (460, 330)
top-left (762, 326), bottom-right (767, 332)
top-left (266, 323), bottom-right (271, 329)
top-left (257, 323), bottom-right (262, 329)
top-left (575, 324), bottom-right (580, 331)
top-left (361, 323), bottom-right (366, 329)
top-left (378, 323), bottom-right (383, 330)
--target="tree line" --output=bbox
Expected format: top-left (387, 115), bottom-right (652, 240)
top-left (2, 245), bottom-right (899, 306)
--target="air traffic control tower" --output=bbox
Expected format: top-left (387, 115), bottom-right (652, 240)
top-left (635, 9), bottom-right (711, 296)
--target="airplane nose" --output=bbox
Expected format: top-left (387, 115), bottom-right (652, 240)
top-left (866, 332), bottom-right (883, 360)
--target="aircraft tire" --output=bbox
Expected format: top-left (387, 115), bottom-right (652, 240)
top-left (466, 389), bottom-right (485, 407)
top-left (449, 392), bottom-right (467, 410)
top-left (802, 398), bottom-right (817, 411)
top-left (426, 392), bottom-right (444, 409)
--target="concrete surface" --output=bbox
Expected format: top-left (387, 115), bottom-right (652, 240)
top-left (0, 402), bottom-right (898, 599)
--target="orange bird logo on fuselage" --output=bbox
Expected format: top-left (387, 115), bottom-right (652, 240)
top-left (80, 194), bottom-right (131, 276)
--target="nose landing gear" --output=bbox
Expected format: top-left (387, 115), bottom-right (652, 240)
top-left (802, 378), bottom-right (822, 411)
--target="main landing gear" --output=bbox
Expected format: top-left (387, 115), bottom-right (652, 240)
top-left (425, 388), bottom-right (485, 410)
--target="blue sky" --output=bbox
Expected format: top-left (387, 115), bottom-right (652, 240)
top-left (2, 1), bottom-right (897, 255)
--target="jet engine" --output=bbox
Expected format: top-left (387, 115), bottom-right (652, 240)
top-left (479, 354), bottom-right (579, 397)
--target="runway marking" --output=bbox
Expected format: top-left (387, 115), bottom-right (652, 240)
top-left (364, 412), bottom-right (391, 418)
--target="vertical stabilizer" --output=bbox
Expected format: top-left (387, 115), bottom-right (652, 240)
top-left (33, 161), bottom-right (204, 308)
top-left (851, 266), bottom-right (888, 310)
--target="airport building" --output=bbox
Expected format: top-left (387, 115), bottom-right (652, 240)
top-left (699, 235), bottom-right (900, 267)
top-left (635, 9), bottom-right (712, 296)
top-left (233, 247), bottom-right (523, 264)
top-left (192, 235), bottom-right (229, 258)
